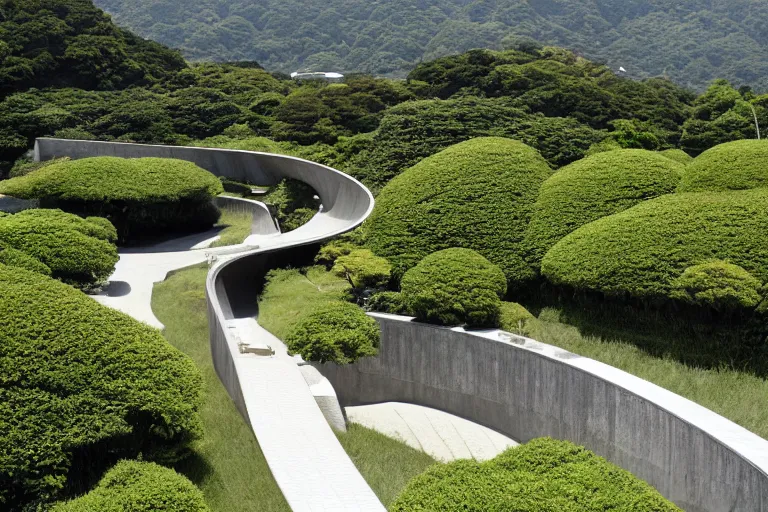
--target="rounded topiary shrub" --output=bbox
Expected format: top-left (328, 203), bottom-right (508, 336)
top-left (670, 261), bottom-right (763, 310)
top-left (679, 139), bottom-right (768, 192)
top-left (365, 137), bottom-right (552, 287)
top-left (52, 461), bottom-right (209, 512)
top-left (400, 248), bottom-right (507, 327)
top-left (498, 302), bottom-right (534, 335)
top-left (660, 148), bottom-right (693, 164)
top-left (0, 209), bottom-right (118, 288)
top-left (524, 149), bottom-right (683, 266)
top-left (390, 438), bottom-right (679, 511)
top-left (284, 300), bottom-right (379, 364)
top-left (0, 245), bottom-right (51, 275)
top-left (541, 188), bottom-right (768, 303)
top-left (0, 157), bottom-right (224, 243)
top-left (0, 265), bottom-right (203, 509)
top-left (332, 249), bottom-right (391, 289)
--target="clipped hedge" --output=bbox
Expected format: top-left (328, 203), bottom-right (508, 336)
top-left (0, 157), bottom-right (224, 242)
top-left (367, 291), bottom-right (410, 315)
top-left (524, 149), bottom-right (683, 266)
top-left (52, 461), bottom-right (209, 512)
top-left (0, 209), bottom-right (118, 288)
top-left (541, 189), bottom-right (768, 304)
top-left (284, 301), bottom-right (379, 364)
top-left (400, 248), bottom-right (507, 327)
top-left (660, 148), bottom-right (693, 164)
top-left (332, 249), bottom-right (391, 289)
top-left (670, 261), bottom-right (763, 310)
top-left (0, 265), bottom-right (203, 509)
top-left (499, 302), bottom-right (534, 335)
top-left (390, 438), bottom-right (679, 511)
top-left (679, 139), bottom-right (768, 192)
top-left (366, 137), bottom-right (552, 287)
top-left (0, 245), bottom-right (51, 275)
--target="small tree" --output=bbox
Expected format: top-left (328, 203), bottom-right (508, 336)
top-left (332, 249), bottom-right (391, 303)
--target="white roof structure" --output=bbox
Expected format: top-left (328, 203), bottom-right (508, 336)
top-left (290, 71), bottom-right (344, 80)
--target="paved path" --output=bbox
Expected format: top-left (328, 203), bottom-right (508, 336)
top-left (347, 402), bottom-right (518, 462)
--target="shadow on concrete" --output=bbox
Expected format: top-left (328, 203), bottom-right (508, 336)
top-left (99, 281), bottom-right (131, 297)
top-left (120, 228), bottom-right (223, 254)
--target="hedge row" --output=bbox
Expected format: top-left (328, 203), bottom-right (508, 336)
top-left (660, 148), bottom-right (693, 164)
top-left (390, 438), bottom-right (679, 511)
top-left (0, 157), bottom-right (224, 243)
top-left (541, 188), bottom-right (768, 304)
top-left (366, 137), bottom-right (552, 287)
top-left (0, 265), bottom-right (203, 509)
top-left (400, 248), bottom-right (507, 327)
top-left (52, 461), bottom-right (209, 512)
top-left (524, 149), bottom-right (683, 266)
top-left (0, 209), bottom-right (118, 288)
top-left (678, 139), bottom-right (768, 192)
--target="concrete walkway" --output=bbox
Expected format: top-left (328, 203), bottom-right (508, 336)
top-left (347, 402), bottom-right (518, 462)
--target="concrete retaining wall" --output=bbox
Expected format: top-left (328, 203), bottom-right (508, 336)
top-left (318, 313), bottom-right (768, 512)
top-left (214, 195), bottom-right (280, 236)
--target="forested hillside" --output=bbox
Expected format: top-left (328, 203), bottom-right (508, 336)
top-left (92, 0), bottom-right (768, 91)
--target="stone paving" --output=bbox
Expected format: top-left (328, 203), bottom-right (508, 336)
top-left (346, 402), bottom-right (518, 462)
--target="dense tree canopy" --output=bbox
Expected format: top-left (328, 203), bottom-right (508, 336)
top-left (92, 0), bottom-right (768, 92)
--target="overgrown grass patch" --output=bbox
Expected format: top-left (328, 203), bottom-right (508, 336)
top-left (211, 208), bottom-right (253, 247)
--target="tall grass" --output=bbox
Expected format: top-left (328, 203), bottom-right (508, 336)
top-left (211, 208), bottom-right (253, 247)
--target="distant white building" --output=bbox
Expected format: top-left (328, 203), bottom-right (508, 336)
top-left (290, 71), bottom-right (344, 82)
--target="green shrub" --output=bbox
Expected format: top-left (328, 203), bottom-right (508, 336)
top-left (499, 302), bottom-right (534, 335)
top-left (332, 249), bottom-right (391, 289)
top-left (0, 265), bottom-right (203, 509)
top-left (366, 137), bottom-right (552, 287)
top-left (0, 157), bottom-right (224, 243)
top-left (52, 460), bottom-right (209, 512)
top-left (9, 157), bottom-right (70, 178)
top-left (670, 261), bottom-right (763, 310)
top-left (679, 139), bottom-right (768, 192)
top-left (284, 301), bottom-right (379, 364)
top-left (660, 148), bottom-right (693, 164)
top-left (524, 149), bottom-right (683, 266)
top-left (390, 438), bottom-right (679, 511)
top-left (0, 209), bottom-right (118, 288)
top-left (367, 291), bottom-right (410, 315)
top-left (541, 189), bottom-right (768, 303)
top-left (0, 245), bottom-right (51, 275)
top-left (315, 240), bottom-right (358, 266)
top-left (400, 248), bottom-right (507, 327)
top-left (260, 178), bottom-right (318, 233)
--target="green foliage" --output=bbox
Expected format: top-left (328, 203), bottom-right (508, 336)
top-left (332, 249), bottom-right (391, 289)
top-left (400, 248), bottom-right (507, 327)
top-left (0, 0), bottom-right (185, 98)
top-left (0, 209), bottom-right (118, 288)
top-left (660, 149), bottom-right (693, 164)
top-left (0, 157), bottom-right (224, 242)
top-left (52, 460), bottom-right (209, 512)
top-left (0, 245), bottom-right (51, 275)
top-left (670, 261), bottom-right (764, 310)
top-left (345, 97), bottom-right (601, 189)
top-left (0, 265), bottom-right (203, 509)
top-left (315, 240), bottom-right (357, 267)
top-left (524, 149), bottom-right (683, 266)
top-left (541, 189), bottom-right (768, 303)
top-left (366, 137), bottom-right (552, 286)
top-left (9, 156), bottom-right (70, 178)
top-left (260, 178), bottom-right (318, 232)
top-left (678, 139), bottom-right (768, 192)
top-left (92, 0), bottom-right (768, 93)
top-left (367, 291), bottom-right (409, 315)
top-left (390, 438), bottom-right (678, 511)
top-left (498, 302), bottom-right (534, 336)
top-left (284, 300), bottom-right (379, 364)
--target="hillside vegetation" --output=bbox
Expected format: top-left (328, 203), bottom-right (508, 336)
top-left (93, 0), bottom-right (768, 91)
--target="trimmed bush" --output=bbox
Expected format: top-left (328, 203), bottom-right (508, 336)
top-left (0, 157), bottom-right (224, 242)
top-left (660, 148), bottom-right (693, 164)
top-left (541, 189), bottom-right (768, 303)
top-left (679, 139), bottom-right (768, 192)
top-left (52, 461), bottom-right (209, 512)
top-left (0, 209), bottom-right (118, 288)
top-left (400, 248), bottom-right (507, 327)
top-left (366, 137), bottom-right (552, 287)
top-left (284, 301), bottom-right (379, 364)
top-left (0, 245), bottom-right (51, 275)
top-left (524, 149), bottom-right (683, 266)
top-left (499, 302), bottom-right (534, 335)
top-left (367, 291), bottom-right (409, 315)
top-left (0, 265), bottom-right (203, 508)
top-left (389, 438), bottom-right (679, 511)
top-left (332, 249), bottom-right (391, 289)
top-left (670, 261), bottom-right (763, 310)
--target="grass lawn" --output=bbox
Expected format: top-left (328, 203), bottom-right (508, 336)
top-left (337, 423), bottom-right (436, 506)
top-left (211, 208), bottom-right (253, 247)
top-left (526, 308), bottom-right (768, 439)
top-left (153, 264), bottom-right (434, 511)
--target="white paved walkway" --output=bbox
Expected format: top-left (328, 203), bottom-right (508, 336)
top-left (347, 402), bottom-right (518, 462)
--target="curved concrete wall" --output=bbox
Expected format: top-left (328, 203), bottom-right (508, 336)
top-left (317, 313), bottom-right (768, 512)
top-left (214, 195), bottom-right (280, 236)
